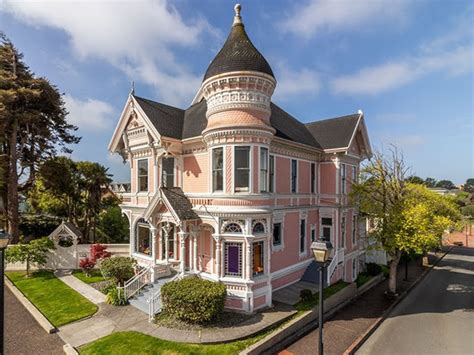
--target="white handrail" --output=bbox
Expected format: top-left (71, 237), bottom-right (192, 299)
top-left (147, 273), bottom-right (181, 322)
top-left (327, 248), bottom-right (344, 285)
top-left (121, 266), bottom-right (152, 300)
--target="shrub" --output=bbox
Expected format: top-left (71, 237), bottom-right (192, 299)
top-left (300, 289), bottom-right (313, 302)
top-left (366, 262), bottom-right (382, 276)
top-left (100, 257), bottom-right (136, 285)
top-left (5, 237), bottom-right (55, 276)
top-left (101, 281), bottom-right (116, 295)
top-left (381, 265), bottom-right (390, 278)
top-left (79, 257), bottom-right (96, 276)
top-left (105, 286), bottom-right (127, 306)
top-left (90, 244), bottom-right (111, 263)
top-left (161, 277), bottom-right (226, 323)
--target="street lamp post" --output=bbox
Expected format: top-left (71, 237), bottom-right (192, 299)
top-left (0, 230), bottom-right (11, 355)
top-left (311, 241), bottom-right (333, 355)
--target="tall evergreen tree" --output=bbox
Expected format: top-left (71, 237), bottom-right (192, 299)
top-left (0, 33), bottom-right (80, 242)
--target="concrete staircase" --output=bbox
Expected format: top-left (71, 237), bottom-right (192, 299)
top-left (128, 273), bottom-right (176, 314)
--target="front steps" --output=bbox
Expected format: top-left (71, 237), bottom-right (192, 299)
top-left (128, 273), bottom-right (176, 314)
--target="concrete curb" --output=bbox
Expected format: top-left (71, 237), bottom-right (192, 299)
top-left (343, 248), bottom-right (452, 355)
top-left (241, 279), bottom-right (387, 355)
top-left (5, 278), bottom-right (57, 334)
top-left (63, 344), bottom-right (79, 355)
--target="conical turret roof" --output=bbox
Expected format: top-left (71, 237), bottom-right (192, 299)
top-left (203, 4), bottom-right (274, 82)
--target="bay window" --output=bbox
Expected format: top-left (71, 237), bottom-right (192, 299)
top-left (252, 241), bottom-right (264, 276)
top-left (135, 219), bottom-right (151, 256)
top-left (212, 148), bottom-right (223, 192)
top-left (260, 147), bottom-right (268, 192)
top-left (234, 146), bottom-right (250, 192)
top-left (138, 159), bottom-right (148, 192)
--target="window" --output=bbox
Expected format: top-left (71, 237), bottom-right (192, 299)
top-left (252, 222), bottom-right (265, 234)
top-left (352, 258), bottom-right (357, 280)
top-left (352, 215), bottom-right (357, 245)
top-left (269, 155), bottom-right (275, 193)
top-left (300, 219), bottom-right (306, 253)
top-left (135, 219), bottom-right (151, 256)
top-left (341, 217), bottom-right (346, 248)
top-left (138, 159), bottom-right (148, 192)
top-left (212, 148), bottom-right (223, 192)
top-left (311, 227), bottom-right (316, 242)
top-left (273, 223), bottom-right (282, 246)
top-left (321, 218), bottom-right (332, 241)
top-left (252, 241), bottom-right (264, 276)
top-left (160, 223), bottom-right (175, 259)
top-left (224, 223), bottom-right (242, 234)
top-left (234, 146), bottom-right (250, 192)
top-left (291, 159), bottom-right (297, 193)
top-left (311, 163), bottom-right (316, 194)
top-left (352, 166), bottom-right (357, 183)
top-left (341, 164), bottom-right (346, 194)
top-left (162, 157), bottom-right (174, 187)
top-left (225, 242), bottom-right (243, 277)
top-left (260, 147), bottom-right (268, 192)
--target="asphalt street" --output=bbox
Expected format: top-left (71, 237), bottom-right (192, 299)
top-left (357, 247), bottom-right (474, 355)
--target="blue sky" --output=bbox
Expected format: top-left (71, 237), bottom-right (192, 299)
top-left (1, 0), bottom-right (473, 184)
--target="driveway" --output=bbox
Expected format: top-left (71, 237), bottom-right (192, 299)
top-left (5, 285), bottom-right (64, 355)
top-left (357, 247), bottom-right (474, 355)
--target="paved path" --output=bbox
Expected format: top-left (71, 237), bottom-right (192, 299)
top-left (357, 247), bottom-right (474, 355)
top-left (273, 281), bottom-right (319, 305)
top-left (5, 285), bottom-right (64, 355)
top-left (55, 270), bottom-right (106, 304)
top-left (58, 301), bottom-right (296, 348)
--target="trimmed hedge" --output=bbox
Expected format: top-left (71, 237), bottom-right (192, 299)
top-left (161, 276), bottom-right (226, 323)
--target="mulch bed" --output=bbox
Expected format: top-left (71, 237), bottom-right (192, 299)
top-left (154, 310), bottom-right (257, 330)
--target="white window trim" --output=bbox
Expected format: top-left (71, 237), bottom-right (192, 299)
top-left (341, 163), bottom-right (347, 195)
top-left (232, 145), bottom-right (252, 194)
top-left (272, 213), bottom-right (285, 252)
top-left (269, 154), bottom-right (276, 193)
top-left (137, 158), bottom-right (149, 193)
top-left (259, 147), bottom-right (269, 193)
top-left (320, 214), bottom-right (333, 243)
top-left (310, 224), bottom-right (316, 243)
top-left (299, 218), bottom-right (307, 257)
top-left (211, 146), bottom-right (224, 193)
top-left (160, 156), bottom-right (176, 188)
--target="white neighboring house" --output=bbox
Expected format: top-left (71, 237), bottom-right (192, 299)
top-left (359, 217), bottom-right (388, 265)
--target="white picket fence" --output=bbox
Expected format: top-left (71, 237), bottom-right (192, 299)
top-left (5, 243), bottom-right (130, 271)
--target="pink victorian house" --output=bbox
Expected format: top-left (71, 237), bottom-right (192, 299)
top-left (109, 5), bottom-right (372, 314)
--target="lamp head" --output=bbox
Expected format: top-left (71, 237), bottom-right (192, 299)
top-left (311, 240), bottom-right (333, 263)
top-left (0, 230), bottom-right (10, 250)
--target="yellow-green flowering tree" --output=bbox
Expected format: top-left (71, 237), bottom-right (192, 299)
top-left (352, 149), bottom-right (461, 294)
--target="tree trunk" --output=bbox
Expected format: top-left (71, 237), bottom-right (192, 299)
top-left (388, 252), bottom-right (402, 294)
top-left (7, 119), bottom-right (19, 244)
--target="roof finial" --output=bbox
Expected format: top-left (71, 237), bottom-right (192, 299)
top-left (233, 3), bottom-right (242, 25)
top-left (130, 81), bottom-right (135, 95)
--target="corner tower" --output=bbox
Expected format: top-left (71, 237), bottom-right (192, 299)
top-left (201, 4), bottom-right (276, 144)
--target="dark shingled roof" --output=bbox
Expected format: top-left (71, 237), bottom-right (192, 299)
top-left (63, 222), bottom-right (83, 238)
top-left (133, 95), bottom-right (360, 150)
top-left (203, 22), bottom-right (274, 81)
top-left (133, 95), bottom-right (184, 139)
top-left (305, 114), bottom-right (360, 149)
top-left (161, 187), bottom-right (199, 221)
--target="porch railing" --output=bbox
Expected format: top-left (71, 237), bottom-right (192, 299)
top-left (147, 273), bottom-right (181, 322)
top-left (120, 266), bottom-right (152, 300)
top-left (327, 248), bottom-right (344, 285)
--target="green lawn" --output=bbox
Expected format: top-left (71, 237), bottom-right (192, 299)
top-left (7, 270), bottom-right (98, 327)
top-left (295, 281), bottom-right (350, 312)
top-left (72, 269), bottom-right (107, 284)
top-left (80, 330), bottom-right (269, 355)
top-left (355, 273), bottom-right (373, 288)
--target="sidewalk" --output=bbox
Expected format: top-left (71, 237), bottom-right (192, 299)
top-left (282, 251), bottom-right (445, 355)
top-left (55, 270), bottom-right (106, 304)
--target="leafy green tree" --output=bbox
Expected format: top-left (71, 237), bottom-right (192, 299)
top-left (435, 179), bottom-right (456, 190)
top-left (406, 175), bottom-right (425, 185)
top-left (5, 237), bottom-right (55, 276)
top-left (0, 34), bottom-right (80, 243)
top-left (97, 206), bottom-right (129, 243)
top-left (424, 177), bottom-right (437, 188)
top-left (352, 149), bottom-right (461, 294)
top-left (464, 178), bottom-right (474, 193)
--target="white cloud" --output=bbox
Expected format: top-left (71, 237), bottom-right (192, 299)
top-left (64, 95), bottom-right (114, 131)
top-left (330, 36), bottom-right (473, 95)
top-left (273, 65), bottom-right (322, 100)
top-left (1, 0), bottom-right (217, 106)
top-left (281, 0), bottom-right (410, 38)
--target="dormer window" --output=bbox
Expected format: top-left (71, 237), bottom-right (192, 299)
top-left (235, 146), bottom-right (250, 192)
top-left (162, 157), bottom-right (174, 188)
top-left (138, 159), bottom-right (148, 192)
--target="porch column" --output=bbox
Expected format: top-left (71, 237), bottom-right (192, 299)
top-left (162, 223), bottom-right (172, 263)
top-left (212, 234), bottom-right (221, 278)
top-left (193, 235), bottom-right (198, 271)
top-left (188, 234), bottom-right (193, 271)
top-left (178, 231), bottom-right (187, 274)
top-left (150, 226), bottom-right (157, 281)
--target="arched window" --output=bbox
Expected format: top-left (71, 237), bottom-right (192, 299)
top-left (224, 223), bottom-right (242, 234)
top-left (252, 222), bottom-right (265, 235)
top-left (135, 218), bottom-right (151, 256)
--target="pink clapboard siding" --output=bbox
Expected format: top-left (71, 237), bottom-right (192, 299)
top-left (183, 154), bottom-right (209, 193)
top-left (276, 156), bottom-right (290, 193)
top-left (298, 161), bottom-right (310, 193)
top-left (319, 163), bottom-right (337, 195)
